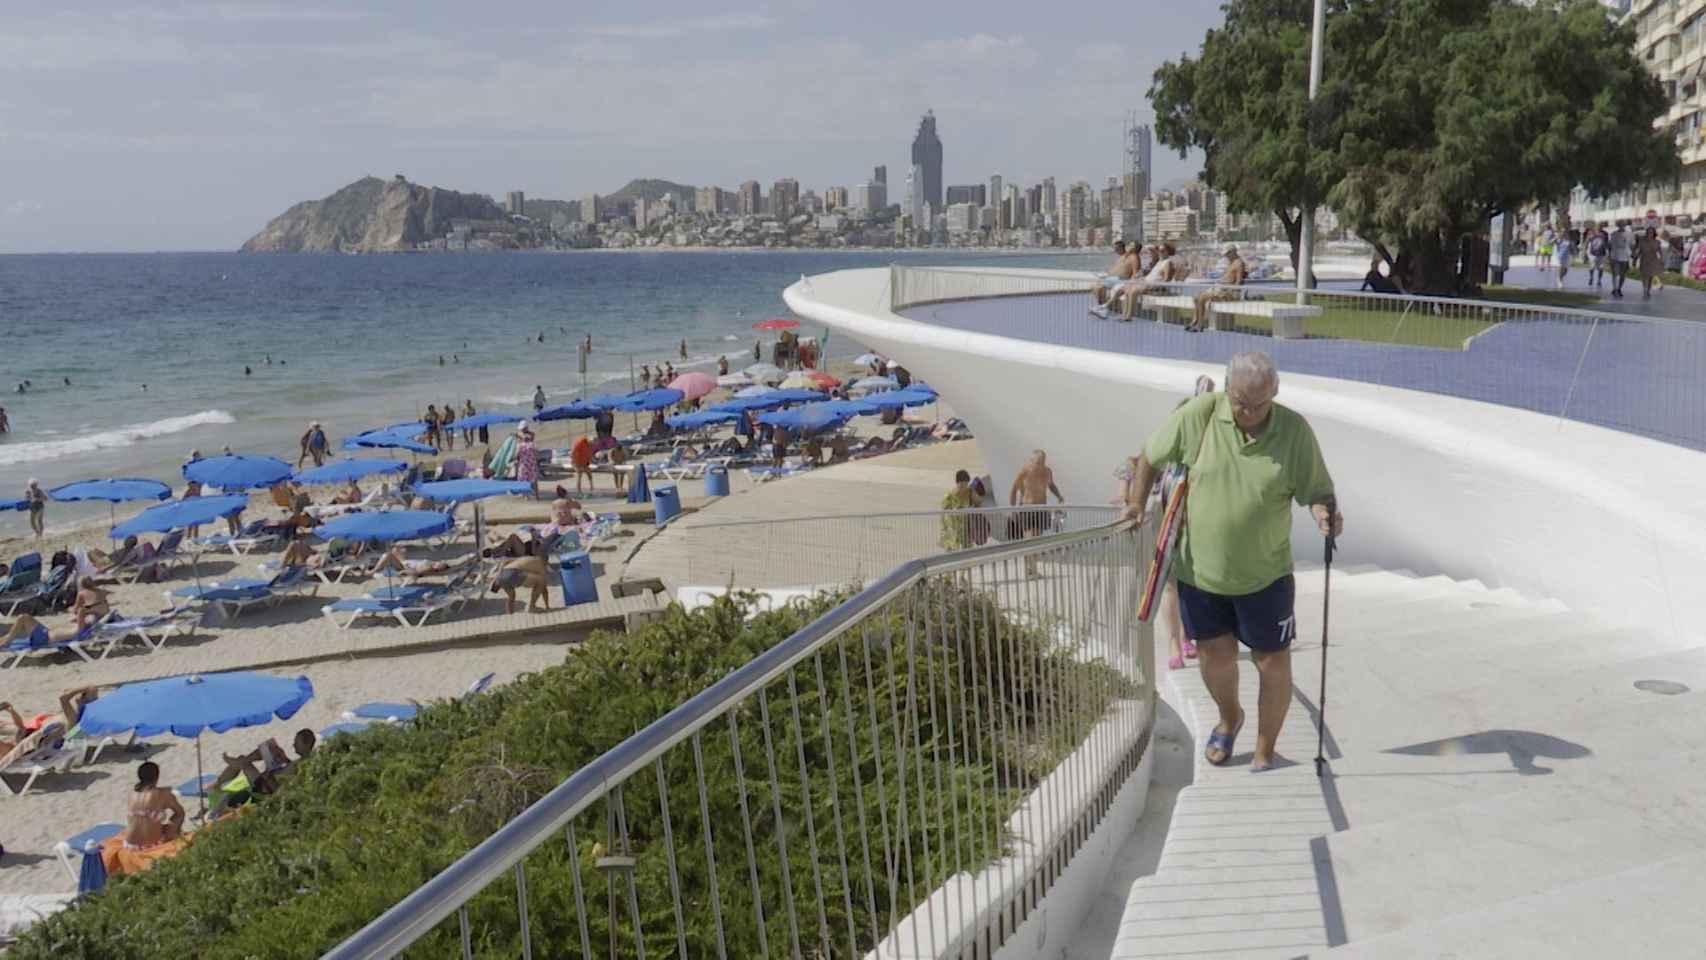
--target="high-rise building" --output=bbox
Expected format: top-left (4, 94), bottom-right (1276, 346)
top-left (852, 181), bottom-right (886, 218)
top-left (737, 181), bottom-right (762, 217)
top-left (1572, 2), bottom-right (1703, 227)
top-left (1001, 184), bottom-right (1020, 230)
top-left (910, 110), bottom-right (944, 215)
top-left (694, 186), bottom-right (727, 216)
top-left (1041, 178), bottom-right (1057, 227)
top-left (988, 175), bottom-right (1004, 226)
top-left (580, 194), bottom-right (601, 224)
top-left (507, 191), bottom-right (526, 216)
top-left (907, 164), bottom-right (926, 227)
top-left (1112, 207), bottom-right (1142, 243)
top-left (946, 202), bottom-right (981, 237)
top-left (771, 178), bottom-right (800, 219)
top-left (945, 184), bottom-right (986, 207)
top-left (824, 186), bottom-right (849, 211)
top-left (874, 165), bottom-right (887, 186)
top-left (1125, 114), bottom-right (1153, 205)
top-left (1058, 183), bottom-right (1088, 244)
top-left (634, 196), bottom-right (649, 229)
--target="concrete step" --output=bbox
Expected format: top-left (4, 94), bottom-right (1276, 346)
top-left (1324, 849), bottom-right (1706, 958)
top-left (1321, 763), bottom-right (1706, 944)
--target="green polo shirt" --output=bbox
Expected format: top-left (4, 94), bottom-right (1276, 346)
top-left (1143, 393), bottom-right (1333, 596)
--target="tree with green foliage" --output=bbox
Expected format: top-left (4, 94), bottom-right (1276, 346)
top-left (1150, 0), bottom-right (1679, 292)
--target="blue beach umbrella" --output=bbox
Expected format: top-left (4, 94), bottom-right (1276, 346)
top-left (710, 395), bottom-right (789, 414)
top-left (111, 494), bottom-right (249, 538)
top-left (850, 376), bottom-right (900, 393)
top-left (863, 388), bottom-right (938, 411)
top-left (536, 401), bottom-right (605, 422)
top-left (413, 478), bottom-right (532, 548)
top-left (815, 398), bottom-right (882, 417)
top-left (665, 410), bottom-right (743, 430)
top-left (580, 393), bottom-right (633, 410)
top-left (0, 498), bottom-right (26, 512)
top-left (733, 385), bottom-right (777, 399)
top-left (769, 388), bottom-right (829, 404)
top-left (612, 388), bottom-right (686, 412)
top-left (313, 510), bottom-right (453, 544)
top-left (77, 843), bottom-right (108, 894)
top-left (757, 403), bottom-right (855, 434)
top-left (48, 478), bottom-right (172, 504)
top-left (79, 671), bottom-right (315, 817)
top-left (412, 479), bottom-right (532, 504)
top-left (184, 454), bottom-right (293, 491)
top-left (446, 413), bottom-right (523, 432)
top-left (49, 477), bottom-right (173, 537)
top-left (344, 424), bottom-right (435, 455)
top-left (293, 458), bottom-right (408, 485)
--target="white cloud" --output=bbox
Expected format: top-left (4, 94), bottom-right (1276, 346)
top-left (581, 14), bottom-right (779, 39)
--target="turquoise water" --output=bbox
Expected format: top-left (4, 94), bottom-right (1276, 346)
top-left (0, 249), bottom-right (1096, 535)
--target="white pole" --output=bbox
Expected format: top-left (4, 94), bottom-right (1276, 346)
top-left (1297, 0), bottom-right (1326, 305)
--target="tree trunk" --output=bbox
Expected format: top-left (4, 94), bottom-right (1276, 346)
top-left (1276, 209), bottom-right (1314, 287)
top-left (1402, 233), bottom-right (1462, 295)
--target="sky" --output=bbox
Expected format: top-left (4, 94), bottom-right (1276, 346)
top-left (0, 1), bottom-right (1225, 253)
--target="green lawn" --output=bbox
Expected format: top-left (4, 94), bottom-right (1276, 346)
top-left (1478, 286), bottom-right (1603, 308)
top-left (1230, 295), bottom-right (1498, 348)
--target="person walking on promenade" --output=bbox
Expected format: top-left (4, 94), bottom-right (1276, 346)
top-left (1608, 223), bottom-right (1633, 297)
top-left (1552, 231), bottom-right (1573, 290)
top-left (1010, 450), bottom-right (1065, 576)
top-left (298, 421), bottom-right (328, 468)
top-left (1585, 225), bottom-right (1609, 288)
top-left (939, 469), bottom-right (979, 550)
top-left (1121, 352), bottom-right (1342, 771)
top-left (1637, 227), bottom-right (1664, 300)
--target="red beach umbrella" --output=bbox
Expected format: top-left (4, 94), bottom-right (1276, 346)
top-left (752, 317), bottom-right (800, 331)
top-left (804, 370), bottom-right (841, 389)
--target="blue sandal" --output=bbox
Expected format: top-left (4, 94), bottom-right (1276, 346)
top-left (1204, 721), bottom-right (1243, 766)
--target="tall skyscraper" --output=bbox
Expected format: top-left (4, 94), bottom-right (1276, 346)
top-left (824, 186), bottom-right (849, 211)
top-left (694, 186), bottom-right (727, 215)
top-left (1041, 178), bottom-right (1057, 227)
top-left (910, 110), bottom-right (944, 215)
top-left (634, 196), bottom-right (648, 229)
top-left (988, 175), bottom-right (1003, 227)
top-left (771, 178), bottom-right (800, 219)
top-left (945, 184), bottom-right (986, 207)
top-left (737, 180), bottom-right (762, 217)
top-left (580, 194), bottom-right (601, 224)
top-left (906, 164), bottom-right (925, 226)
top-left (507, 191), bottom-right (525, 216)
top-left (1124, 113), bottom-right (1153, 206)
top-left (874, 165), bottom-right (887, 186)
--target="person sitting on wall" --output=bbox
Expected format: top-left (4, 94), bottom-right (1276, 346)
top-left (1190, 245), bottom-right (1250, 332)
top-left (1360, 257), bottom-right (1400, 294)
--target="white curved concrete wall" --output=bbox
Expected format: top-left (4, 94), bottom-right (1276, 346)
top-left (787, 267), bottom-right (1706, 645)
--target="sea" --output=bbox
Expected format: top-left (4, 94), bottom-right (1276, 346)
top-left (0, 249), bottom-right (1100, 537)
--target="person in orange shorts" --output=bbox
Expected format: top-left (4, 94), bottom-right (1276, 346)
top-left (570, 434), bottom-right (594, 494)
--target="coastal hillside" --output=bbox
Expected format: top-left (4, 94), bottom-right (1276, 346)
top-left (610, 177), bottom-right (696, 207)
top-left (241, 176), bottom-right (507, 253)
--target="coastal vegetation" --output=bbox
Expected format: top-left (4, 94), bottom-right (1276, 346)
top-left (14, 585), bottom-right (1127, 959)
top-left (1150, 0), bottom-right (1680, 295)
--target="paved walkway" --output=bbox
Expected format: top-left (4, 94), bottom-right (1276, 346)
top-left (1490, 257), bottom-right (1706, 321)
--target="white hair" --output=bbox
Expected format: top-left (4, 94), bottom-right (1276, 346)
top-left (1226, 352), bottom-right (1278, 392)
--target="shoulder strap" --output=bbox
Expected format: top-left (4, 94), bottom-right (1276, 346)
top-left (1187, 396), bottom-right (1216, 470)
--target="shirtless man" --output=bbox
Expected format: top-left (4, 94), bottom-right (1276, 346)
top-left (213, 729), bottom-right (315, 808)
top-left (1009, 449), bottom-right (1066, 575)
top-left (1191, 245), bottom-right (1250, 331)
top-left (125, 762), bottom-right (186, 848)
top-left (492, 553), bottom-right (550, 614)
top-left (1093, 241), bottom-right (1134, 309)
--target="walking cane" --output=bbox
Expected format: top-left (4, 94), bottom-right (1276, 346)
top-left (1314, 527), bottom-right (1337, 778)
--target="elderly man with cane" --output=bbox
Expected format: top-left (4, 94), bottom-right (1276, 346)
top-left (1121, 352), bottom-right (1342, 771)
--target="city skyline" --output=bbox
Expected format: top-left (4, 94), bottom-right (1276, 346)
top-left (0, 1), bottom-right (1224, 253)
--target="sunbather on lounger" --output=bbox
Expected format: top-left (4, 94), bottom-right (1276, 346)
top-left (124, 762), bottom-right (186, 848)
top-left (72, 583), bottom-right (110, 629)
top-left (90, 536), bottom-right (155, 579)
top-left (491, 555), bottom-right (549, 614)
top-left (330, 480), bottom-right (364, 505)
top-left (0, 686), bottom-right (99, 754)
top-left (368, 547), bottom-right (464, 579)
top-left (214, 729), bottom-right (315, 799)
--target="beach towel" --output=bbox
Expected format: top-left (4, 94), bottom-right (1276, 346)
top-left (487, 435), bottom-right (518, 479)
top-left (99, 833), bottom-right (190, 877)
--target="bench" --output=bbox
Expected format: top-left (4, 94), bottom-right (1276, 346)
top-left (1207, 299), bottom-right (1323, 339)
top-left (1138, 294), bottom-right (1198, 325)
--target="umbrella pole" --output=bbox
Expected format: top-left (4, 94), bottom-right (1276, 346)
top-left (195, 735), bottom-right (208, 820)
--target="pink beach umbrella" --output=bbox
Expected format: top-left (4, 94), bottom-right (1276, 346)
top-left (669, 372), bottom-right (718, 400)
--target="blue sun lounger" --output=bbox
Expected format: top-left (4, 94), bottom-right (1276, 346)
top-left (171, 566), bottom-right (316, 619)
top-left (344, 672), bottom-right (496, 722)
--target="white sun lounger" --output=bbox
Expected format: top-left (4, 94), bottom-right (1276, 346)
top-left (0, 724), bottom-right (79, 797)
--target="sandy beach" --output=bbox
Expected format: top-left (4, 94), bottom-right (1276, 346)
top-left (0, 361), bottom-right (972, 904)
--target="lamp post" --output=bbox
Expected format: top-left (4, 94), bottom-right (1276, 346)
top-left (1296, 0), bottom-right (1327, 303)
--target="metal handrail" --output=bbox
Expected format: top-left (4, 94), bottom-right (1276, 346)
top-left (889, 263), bottom-right (1703, 329)
top-left (679, 503), bottom-right (1119, 531)
top-left (323, 517), bottom-right (1141, 959)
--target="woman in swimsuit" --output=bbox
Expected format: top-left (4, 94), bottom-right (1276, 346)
top-left (124, 762), bottom-right (186, 848)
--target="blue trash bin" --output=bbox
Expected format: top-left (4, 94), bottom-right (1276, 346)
top-left (557, 550), bottom-right (597, 606)
top-left (652, 485), bottom-right (681, 527)
top-left (704, 465), bottom-right (730, 497)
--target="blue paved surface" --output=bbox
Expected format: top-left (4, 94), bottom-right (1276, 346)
top-left (903, 293), bottom-right (1706, 452)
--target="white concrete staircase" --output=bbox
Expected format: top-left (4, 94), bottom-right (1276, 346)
top-left (1104, 565), bottom-right (1706, 959)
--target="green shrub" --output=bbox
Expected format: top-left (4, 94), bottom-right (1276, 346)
top-left (16, 583), bottom-right (1124, 959)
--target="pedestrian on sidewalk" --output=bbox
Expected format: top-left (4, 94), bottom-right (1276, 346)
top-left (1553, 232), bottom-right (1573, 290)
top-left (1608, 223), bottom-right (1633, 297)
top-left (1121, 352), bottom-right (1342, 772)
top-left (1637, 227), bottom-right (1664, 300)
top-left (1585, 226), bottom-right (1609, 288)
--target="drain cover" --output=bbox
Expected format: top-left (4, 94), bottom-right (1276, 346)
top-left (1634, 680), bottom-right (1690, 696)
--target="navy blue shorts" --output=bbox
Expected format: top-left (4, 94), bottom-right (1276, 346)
top-left (1177, 574), bottom-right (1297, 653)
